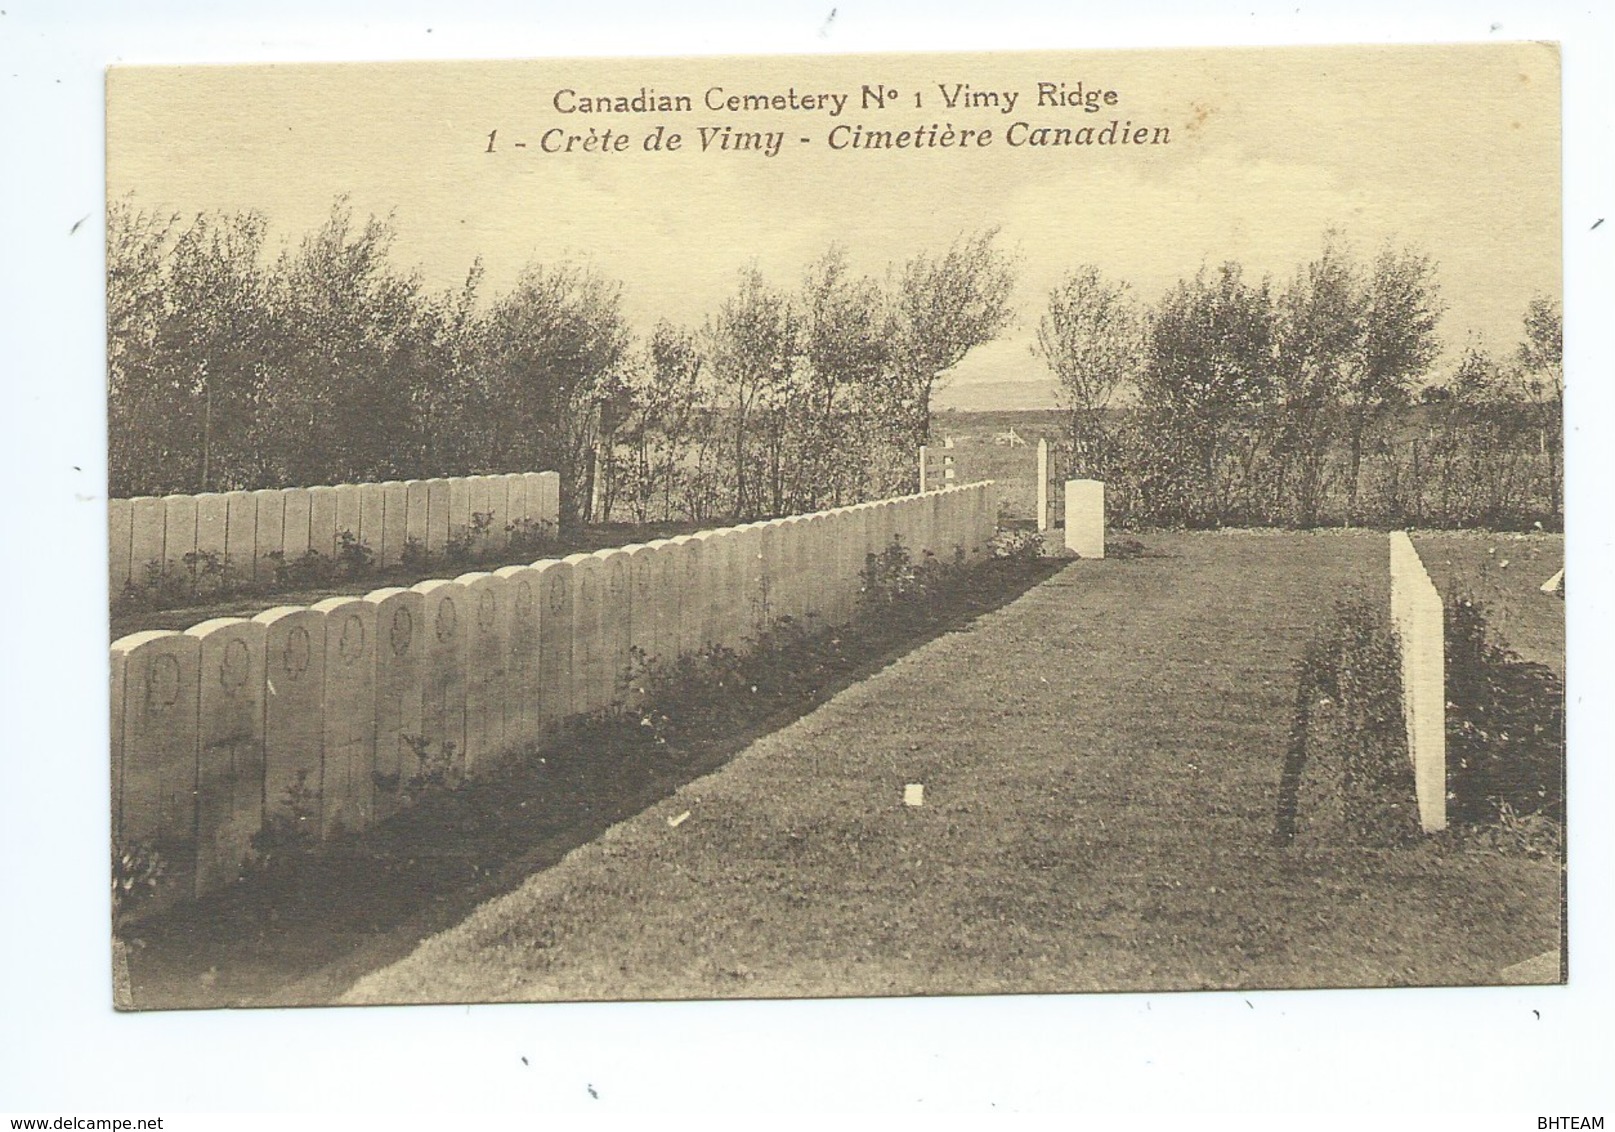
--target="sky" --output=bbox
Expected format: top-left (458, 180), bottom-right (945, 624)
top-left (4, 2), bottom-right (1612, 1117)
top-left (106, 42), bottom-right (1562, 409)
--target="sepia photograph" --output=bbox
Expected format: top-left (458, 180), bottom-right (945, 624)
top-left (101, 42), bottom-right (1569, 1013)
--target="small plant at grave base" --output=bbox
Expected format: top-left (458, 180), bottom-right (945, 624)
top-left (858, 536), bottom-right (967, 619)
top-left (334, 529), bottom-right (374, 579)
top-left (111, 839), bottom-right (166, 926)
top-left (268, 547), bottom-right (337, 589)
top-left (990, 528), bottom-right (1044, 561)
top-left (400, 537), bottom-right (429, 572)
top-left (247, 768), bottom-right (321, 884)
top-left (384, 734), bottom-right (464, 807)
top-left (181, 548), bottom-right (232, 599)
top-left (505, 516), bottom-right (552, 556)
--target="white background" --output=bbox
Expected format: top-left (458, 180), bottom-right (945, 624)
top-left (1, 0), bottom-right (1611, 1120)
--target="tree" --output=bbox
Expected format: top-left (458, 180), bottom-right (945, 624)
top-left (1138, 262), bottom-right (1278, 524)
top-left (1516, 295), bottom-right (1563, 520)
top-left (704, 265), bottom-right (799, 518)
top-left (1034, 265), bottom-right (1141, 479)
top-left (887, 229), bottom-right (1017, 455)
top-left (1343, 244), bottom-right (1443, 521)
top-left (789, 246), bottom-right (892, 509)
top-left (1272, 234), bottom-right (1368, 524)
top-left (482, 260), bottom-right (632, 523)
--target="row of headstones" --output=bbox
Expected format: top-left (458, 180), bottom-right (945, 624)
top-left (110, 482), bottom-right (997, 901)
top-left (108, 471), bottom-right (563, 593)
top-left (1389, 531), bottom-right (1446, 833)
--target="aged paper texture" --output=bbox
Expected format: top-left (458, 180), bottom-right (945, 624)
top-left (105, 44), bottom-right (1565, 1012)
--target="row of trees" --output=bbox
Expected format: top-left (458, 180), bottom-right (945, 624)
top-left (108, 198), bottom-right (1016, 523)
top-left (111, 199), bottom-right (1560, 531)
top-left (1036, 235), bottom-right (1562, 528)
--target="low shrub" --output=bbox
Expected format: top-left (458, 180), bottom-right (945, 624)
top-left (1445, 593), bottom-right (1564, 842)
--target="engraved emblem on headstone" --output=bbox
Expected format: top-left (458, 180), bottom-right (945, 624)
top-left (435, 596), bottom-right (458, 641)
top-left (477, 589), bottom-right (496, 630)
top-left (390, 605), bottom-right (413, 656)
top-left (338, 614), bottom-right (366, 665)
top-left (220, 638), bottom-right (251, 690)
top-left (284, 625), bottom-right (311, 676)
top-left (147, 653), bottom-right (181, 709)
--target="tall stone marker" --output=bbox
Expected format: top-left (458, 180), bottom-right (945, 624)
top-left (1064, 480), bottom-right (1105, 559)
top-left (1390, 532), bottom-right (1446, 833)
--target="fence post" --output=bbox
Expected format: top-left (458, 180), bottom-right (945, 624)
top-left (1036, 439), bottom-right (1049, 532)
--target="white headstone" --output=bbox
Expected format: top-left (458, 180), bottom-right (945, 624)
top-left (311, 595), bottom-right (378, 833)
top-left (251, 489), bottom-right (285, 584)
top-left (110, 630), bottom-right (200, 868)
top-left (358, 482), bottom-right (386, 560)
top-left (454, 571), bottom-right (509, 774)
top-left (379, 481), bottom-right (408, 568)
top-left (163, 494), bottom-right (199, 574)
top-left (109, 498), bottom-right (134, 595)
top-left (186, 617), bottom-right (266, 894)
top-left (425, 479), bottom-right (451, 557)
top-left (334, 484), bottom-right (363, 559)
top-left (281, 487), bottom-right (312, 562)
top-left (403, 480), bottom-right (430, 560)
top-left (255, 606), bottom-right (328, 834)
top-left (307, 485), bottom-right (339, 561)
top-left (495, 564), bottom-right (543, 750)
top-left (567, 553), bottom-right (607, 714)
top-left (412, 578), bottom-right (468, 776)
top-left (224, 491), bottom-right (256, 586)
top-left (366, 586), bottom-right (424, 822)
top-left (1063, 479), bottom-right (1105, 559)
top-left (534, 558), bottom-right (574, 728)
top-left (595, 548), bottom-right (633, 702)
top-left (195, 492), bottom-right (229, 563)
top-left (129, 496), bottom-right (166, 586)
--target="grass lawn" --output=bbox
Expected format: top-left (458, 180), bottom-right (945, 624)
top-left (341, 530), bottom-right (1562, 1005)
top-left (1411, 530), bottom-right (1564, 677)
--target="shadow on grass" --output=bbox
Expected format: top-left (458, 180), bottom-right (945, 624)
top-left (121, 554), bottom-right (1067, 1010)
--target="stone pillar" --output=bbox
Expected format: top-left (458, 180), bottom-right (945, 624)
top-left (1064, 479), bottom-right (1105, 559)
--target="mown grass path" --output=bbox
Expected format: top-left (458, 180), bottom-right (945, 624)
top-left (343, 531), bottom-right (1562, 1004)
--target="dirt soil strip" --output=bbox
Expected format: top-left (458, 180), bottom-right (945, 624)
top-left (342, 531), bottom-right (1562, 1004)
